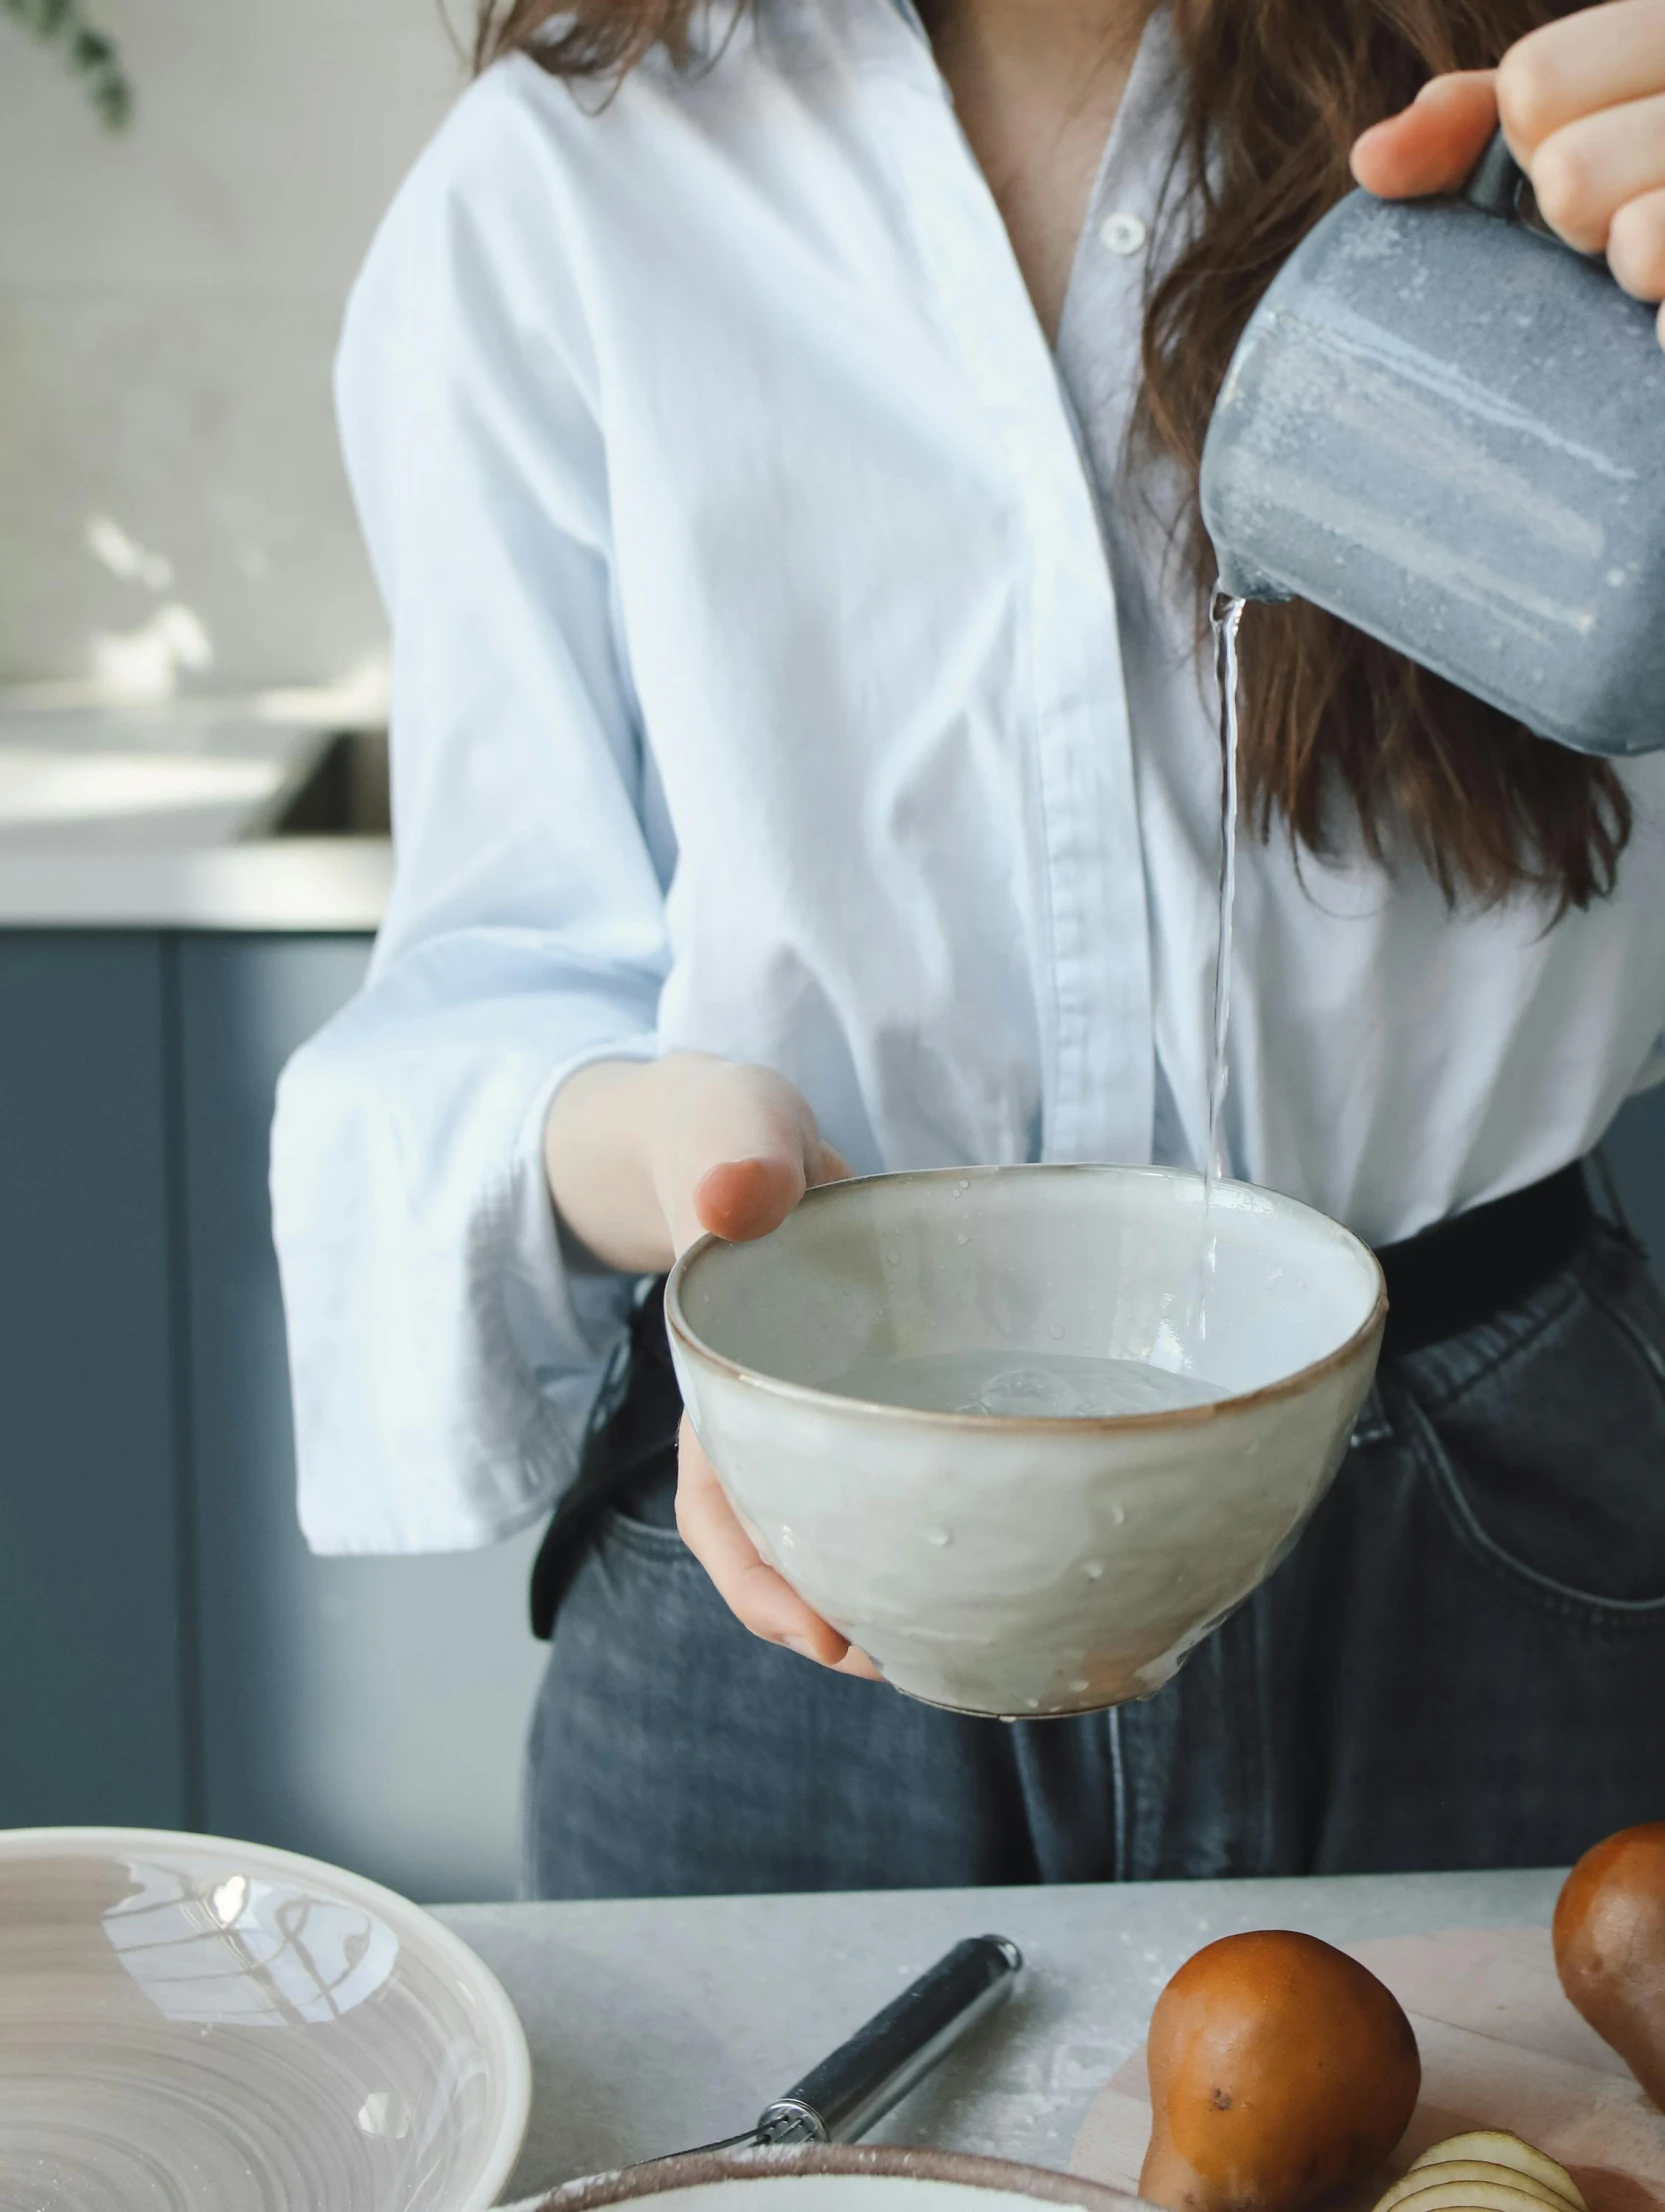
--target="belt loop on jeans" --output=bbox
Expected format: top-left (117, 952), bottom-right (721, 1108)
top-left (1373, 1160), bottom-right (1594, 1361)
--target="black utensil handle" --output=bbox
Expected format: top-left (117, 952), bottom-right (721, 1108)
top-left (1463, 127), bottom-right (1524, 219)
top-left (755, 1934), bottom-right (1023, 2147)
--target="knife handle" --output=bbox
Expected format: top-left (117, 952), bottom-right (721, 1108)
top-left (755, 1934), bottom-right (1023, 2146)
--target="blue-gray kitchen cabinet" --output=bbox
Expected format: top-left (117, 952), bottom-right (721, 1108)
top-left (0, 930), bottom-right (544, 1901)
top-left (0, 937), bottom-right (190, 1829)
top-left (173, 937), bottom-right (546, 1904)
top-left (1605, 1085), bottom-right (1665, 1267)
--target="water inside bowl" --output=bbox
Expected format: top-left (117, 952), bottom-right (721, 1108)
top-left (673, 1165), bottom-right (1382, 1410)
top-left (823, 1347), bottom-right (1229, 1418)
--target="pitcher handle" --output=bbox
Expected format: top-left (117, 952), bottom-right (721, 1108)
top-left (1463, 127), bottom-right (1525, 220)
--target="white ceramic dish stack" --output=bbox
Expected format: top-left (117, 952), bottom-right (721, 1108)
top-left (0, 1826), bottom-right (531, 2212)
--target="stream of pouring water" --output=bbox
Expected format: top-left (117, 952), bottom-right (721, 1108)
top-left (1207, 589), bottom-right (1244, 1196)
top-left (1187, 588), bottom-right (1245, 1360)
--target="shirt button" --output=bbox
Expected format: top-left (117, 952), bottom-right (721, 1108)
top-left (1099, 210), bottom-right (1147, 256)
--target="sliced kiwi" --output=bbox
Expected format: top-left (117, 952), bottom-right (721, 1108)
top-left (1407, 2133), bottom-right (1586, 2212)
top-left (1375, 2165), bottom-right (1571, 2212)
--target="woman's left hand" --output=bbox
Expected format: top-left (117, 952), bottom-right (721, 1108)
top-left (1351, 0), bottom-right (1665, 348)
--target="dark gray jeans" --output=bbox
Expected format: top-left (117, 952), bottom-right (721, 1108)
top-left (523, 1217), bottom-right (1665, 1897)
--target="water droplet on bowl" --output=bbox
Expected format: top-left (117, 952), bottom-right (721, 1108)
top-left (1109, 1504), bottom-right (1126, 1527)
top-left (885, 1250), bottom-right (900, 1266)
top-left (1084, 1559), bottom-right (1105, 1581)
top-left (923, 1527), bottom-right (952, 1548)
top-left (1022, 1697), bottom-right (1040, 1710)
top-left (1069, 1678), bottom-right (1090, 1695)
top-left (956, 1233), bottom-right (969, 1246)
top-left (956, 1179), bottom-right (970, 1192)
top-left (1047, 1322), bottom-right (1065, 1341)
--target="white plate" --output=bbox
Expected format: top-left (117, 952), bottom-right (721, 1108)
top-left (0, 1826), bottom-right (531, 2212)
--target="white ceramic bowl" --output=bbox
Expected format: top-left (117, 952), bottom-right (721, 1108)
top-left (667, 1165), bottom-right (1385, 1718)
top-left (0, 1826), bottom-right (531, 2212)
top-left (543, 2146), bottom-right (1140, 2212)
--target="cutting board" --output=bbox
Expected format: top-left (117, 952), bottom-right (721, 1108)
top-left (1069, 1927), bottom-right (1665, 2212)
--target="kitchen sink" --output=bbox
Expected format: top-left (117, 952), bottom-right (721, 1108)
top-left (270, 729), bottom-right (390, 838)
top-left (0, 701), bottom-right (390, 851)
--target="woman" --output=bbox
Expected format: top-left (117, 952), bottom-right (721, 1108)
top-left (273, 0), bottom-right (1665, 1898)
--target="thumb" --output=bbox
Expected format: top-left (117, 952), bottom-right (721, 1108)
top-left (1351, 71), bottom-right (1499, 201)
top-left (660, 1063), bottom-right (827, 1253)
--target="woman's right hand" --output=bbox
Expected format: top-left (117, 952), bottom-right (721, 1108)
top-left (544, 1053), bottom-right (881, 1676)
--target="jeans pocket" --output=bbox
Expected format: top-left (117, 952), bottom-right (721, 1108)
top-left (1399, 1231), bottom-right (1665, 1621)
top-left (596, 1447), bottom-right (690, 1556)
top-left (596, 1499), bottom-right (697, 1566)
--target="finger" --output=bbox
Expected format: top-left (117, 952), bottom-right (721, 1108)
top-left (1497, 0), bottom-right (1665, 156)
top-left (675, 1420), bottom-right (882, 1677)
top-left (1606, 179), bottom-right (1665, 294)
top-left (1351, 72), bottom-right (1500, 199)
top-left (1529, 93), bottom-right (1665, 255)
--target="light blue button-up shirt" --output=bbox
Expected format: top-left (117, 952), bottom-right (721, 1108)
top-left (271, 0), bottom-right (1665, 1554)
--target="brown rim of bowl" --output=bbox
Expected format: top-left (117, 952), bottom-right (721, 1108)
top-left (664, 1163), bottom-right (1388, 1437)
top-left (536, 2144), bottom-right (1146, 2212)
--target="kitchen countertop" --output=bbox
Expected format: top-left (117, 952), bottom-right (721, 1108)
top-left (0, 696), bottom-right (392, 930)
top-left (0, 834), bottom-right (391, 930)
top-left (437, 1867), bottom-right (1565, 2207)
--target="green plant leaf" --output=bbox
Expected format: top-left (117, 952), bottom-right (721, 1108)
top-left (3, 0), bottom-right (133, 128)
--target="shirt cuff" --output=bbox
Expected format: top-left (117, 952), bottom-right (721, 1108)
top-left (279, 1022), bottom-right (660, 1557)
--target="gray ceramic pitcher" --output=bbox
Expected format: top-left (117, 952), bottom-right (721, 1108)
top-left (1199, 134), bottom-right (1665, 757)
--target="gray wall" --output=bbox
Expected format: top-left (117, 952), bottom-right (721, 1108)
top-left (0, 0), bottom-right (459, 693)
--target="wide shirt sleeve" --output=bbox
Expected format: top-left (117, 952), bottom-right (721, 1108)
top-left (271, 79), bottom-right (668, 1555)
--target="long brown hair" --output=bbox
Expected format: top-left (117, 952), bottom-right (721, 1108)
top-left (475, 0), bottom-right (1630, 910)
